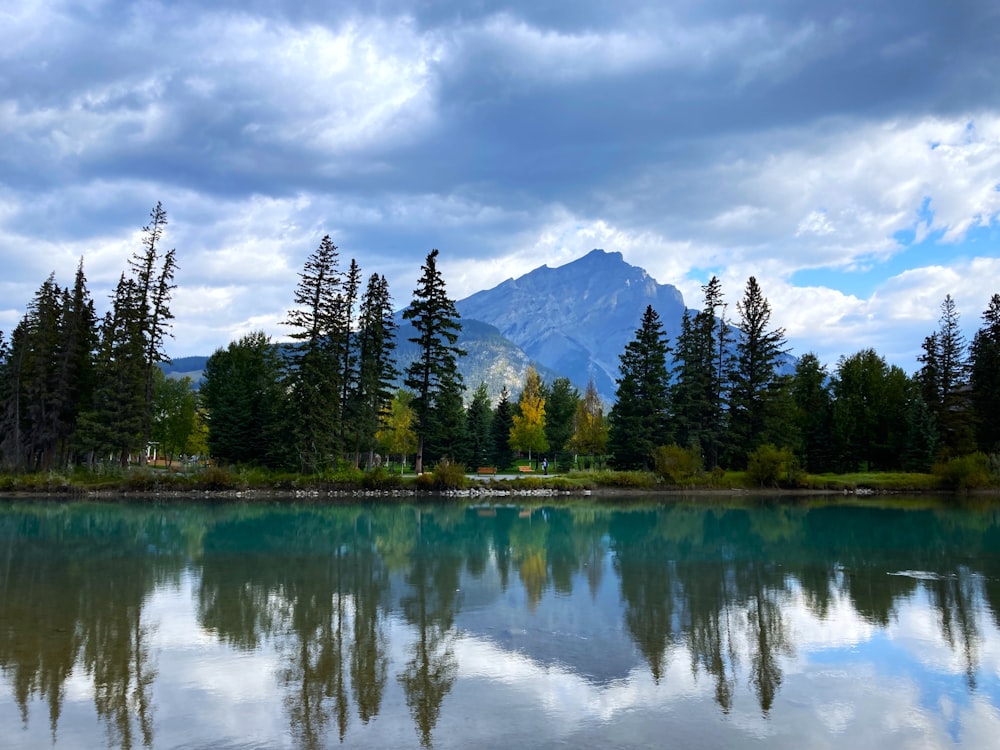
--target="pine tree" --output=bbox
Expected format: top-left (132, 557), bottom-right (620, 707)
top-left (671, 277), bottom-right (731, 468)
top-left (77, 274), bottom-right (148, 465)
top-left (285, 235), bottom-right (345, 471)
top-left (830, 349), bottom-right (911, 471)
top-left (970, 294), bottom-right (1000, 452)
top-left (543, 377), bottom-right (579, 468)
top-left (353, 273), bottom-right (398, 467)
top-left (790, 353), bottom-right (833, 473)
top-left (608, 305), bottom-right (671, 470)
top-left (465, 382), bottom-right (494, 469)
top-left (403, 249), bottom-right (465, 474)
top-left (728, 276), bottom-right (788, 466)
top-left (918, 295), bottom-right (975, 458)
top-left (338, 258), bottom-right (362, 451)
top-left (128, 202), bottom-right (178, 463)
top-left (201, 331), bottom-right (287, 467)
top-left (490, 386), bottom-right (516, 470)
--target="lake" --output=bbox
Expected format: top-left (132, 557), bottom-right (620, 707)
top-left (2, 496), bottom-right (999, 749)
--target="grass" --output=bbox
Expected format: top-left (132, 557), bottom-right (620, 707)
top-left (0, 463), bottom-right (988, 498)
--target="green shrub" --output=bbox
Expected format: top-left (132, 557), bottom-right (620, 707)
top-left (933, 452), bottom-right (993, 490)
top-left (746, 444), bottom-right (800, 488)
top-left (362, 467), bottom-right (402, 490)
top-left (430, 459), bottom-right (467, 490)
top-left (652, 444), bottom-right (702, 483)
top-left (192, 465), bottom-right (240, 490)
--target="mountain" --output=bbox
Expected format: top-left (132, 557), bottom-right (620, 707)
top-left (455, 249), bottom-right (686, 400)
top-left (391, 316), bottom-right (564, 403)
top-left (164, 250), bottom-right (692, 403)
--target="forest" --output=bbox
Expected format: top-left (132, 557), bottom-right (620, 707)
top-left (1, 204), bottom-right (999, 487)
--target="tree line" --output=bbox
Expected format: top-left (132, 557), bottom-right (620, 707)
top-left (607, 276), bottom-right (1000, 477)
top-left (1, 204), bottom-right (998, 476)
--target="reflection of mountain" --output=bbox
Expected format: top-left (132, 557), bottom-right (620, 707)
top-left (3, 501), bottom-right (1000, 747)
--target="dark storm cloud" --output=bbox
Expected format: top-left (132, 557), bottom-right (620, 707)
top-left (1, 0), bottom-right (998, 362)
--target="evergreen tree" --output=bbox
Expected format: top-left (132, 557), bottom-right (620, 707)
top-left (78, 274), bottom-right (148, 465)
top-left (58, 259), bottom-right (97, 466)
top-left (509, 366), bottom-right (548, 466)
top-left (671, 277), bottom-right (731, 468)
top-left (465, 382), bottom-right (494, 469)
top-left (338, 258), bottom-right (362, 450)
top-left (128, 202), bottom-right (178, 463)
top-left (490, 386), bottom-right (516, 470)
top-left (543, 377), bottom-right (579, 469)
top-left (902, 385), bottom-right (938, 472)
top-left (608, 305), bottom-right (670, 470)
top-left (918, 295), bottom-right (975, 458)
top-left (403, 249), bottom-right (465, 474)
top-left (569, 377), bottom-right (608, 469)
top-left (285, 235), bottom-right (345, 471)
top-left (353, 273), bottom-right (398, 467)
top-left (728, 276), bottom-right (788, 466)
top-left (424, 371), bottom-right (469, 465)
top-left (790, 353), bottom-right (833, 473)
top-left (830, 349), bottom-right (910, 471)
top-left (200, 331), bottom-right (286, 467)
top-left (0, 275), bottom-right (66, 469)
top-left (970, 293), bottom-right (1000, 452)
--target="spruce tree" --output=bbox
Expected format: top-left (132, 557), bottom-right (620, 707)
top-left (353, 273), bottom-right (398, 467)
top-left (403, 249), bottom-right (465, 474)
top-left (790, 353), bottom-right (833, 473)
top-left (608, 305), bottom-right (671, 470)
top-left (285, 235), bottom-right (345, 471)
top-left (671, 277), bottom-right (731, 468)
top-left (543, 377), bottom-right (579, 469)
top-left (490, 386), bottom-right (516, 470)
top-left (128, 202), bottom-right (178, 463)
top-left (728, 276), bottom-right (788, 466)
top-left (201, 331), bottom-right (287, 467)
top-left (465, 382), bottom-right (494, 469)
top-left (970, 293), bottom-right (1000, 452)
top-left (918, 295), bottom-right (975, 458)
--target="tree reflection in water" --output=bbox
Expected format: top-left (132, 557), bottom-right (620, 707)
top-left (2, 499), bottom-right (1000, 747)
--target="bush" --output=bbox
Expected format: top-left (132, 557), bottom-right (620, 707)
top-left (746, 444), bottom-right (800, 488)
top-left (652, 444), bottom-right (702, 483)
top-left (933, 452), bottom-right (993, 490)
top-left (362, 466), bottom-right (402, 490)
top-left (430, 459), bottom-right (467, 490)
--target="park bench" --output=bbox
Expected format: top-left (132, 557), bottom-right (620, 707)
top-left (518, 465), bottom-right (534, 473)
top-left (476, 467), bottom-right (497, 476)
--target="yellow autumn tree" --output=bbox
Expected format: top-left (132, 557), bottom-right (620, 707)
top-left (569, 377), bottom-right (608, 469)
top-left (509, 366), bottom-right (548, 464)
top-left (377, 390), bottom-right (417, 473)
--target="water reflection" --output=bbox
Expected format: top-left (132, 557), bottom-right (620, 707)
top-left (1, 498), bottom-right (1000, 748)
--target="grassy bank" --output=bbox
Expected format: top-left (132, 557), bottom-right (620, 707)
top-left (1, 461), bottom-right (994, 498)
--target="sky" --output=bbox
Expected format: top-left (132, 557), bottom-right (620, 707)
top-left (2, 0), bottom-right (999, 373)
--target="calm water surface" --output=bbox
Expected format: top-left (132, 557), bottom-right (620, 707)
top-left (2, 497), bottom-right (1000, 749)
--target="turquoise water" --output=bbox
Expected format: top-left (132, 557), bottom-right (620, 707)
top-left (2, 497), bottom-right (999, 748)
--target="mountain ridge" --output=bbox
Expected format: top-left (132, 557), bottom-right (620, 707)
top-left (163, 249), bottom-right (689, 403)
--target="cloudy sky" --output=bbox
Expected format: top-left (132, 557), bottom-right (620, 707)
top-left (2, 0), bottom-right (999, 371)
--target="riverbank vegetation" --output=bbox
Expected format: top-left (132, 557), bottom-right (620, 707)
top-left (1, 204), bottom-right (998, 496)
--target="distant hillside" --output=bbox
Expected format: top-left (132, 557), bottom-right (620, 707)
top-left (455, 249), bottom-right (687, 400)
top-left (392, 316), bottom-right (563, 404)
top-left (162, 322), bottom-right (557, 404)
